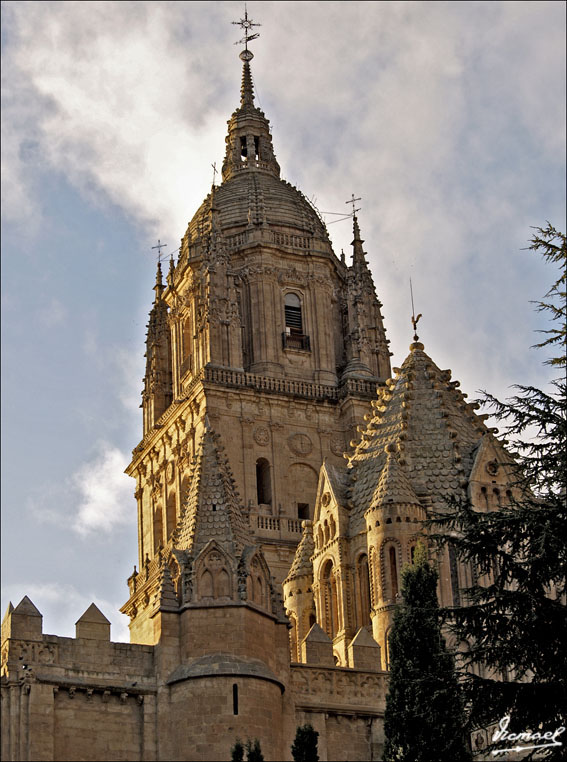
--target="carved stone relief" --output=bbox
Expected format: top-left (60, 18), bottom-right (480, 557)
top-left (288, 433), bottom-right (313, 456)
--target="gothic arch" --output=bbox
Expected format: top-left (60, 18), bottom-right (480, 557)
top-left (289, 613), bottom-right (299, 663)
top-left (153, 504), bottom-right (164, 554)
top-left (244, 550), bottom-right (272, 613)
top-left (320, 558), bottom-right (339, 640)
top-left (166, 490), bottom-right (177, 539)
top-left (181, 313), bottom-right (193, 375)
top-left (329, 515), bottom-right (336, 539)
top-left (355, 552), bottom-right (371, 628)
top-left (194, 541), bottom-right (234, 602)
top-left (368, 545), bottom-right (379, 606)
top-left (379, 538), bottom-right (403, 603)
top-left (256, 458), bottom-right (272, 506)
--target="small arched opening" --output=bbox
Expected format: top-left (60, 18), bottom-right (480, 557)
top-left (256, 458), bottom-right (272, 506)
top-left (389, 546), bottom-right (399, 600)
top-left (357, 553), bottom-right (371, 627)
top-left (321, 560), bottom-right (338, 639)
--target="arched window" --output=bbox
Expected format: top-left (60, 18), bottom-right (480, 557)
top-left (217, 569), bottom-right (230, 599)
top-left (329, 516), bottom-right (336, 539)
top-left (254, 575), bottom-right (264, 605)
top-left (289, 614), bottom-right (298, 662)
top-left (357, 554), bottom-right (371, 627)
top-left (166, 491), bottom-right (176, 539)
top-left (200, 569), bottom-right (213, 598)
top-left (385, 626), bottom-right (393, 670)
top-left (389, 546), bottom-right (399, 599)
top-left (323, 520), bottom-right (330, 544)
top-left (256, 458), bottom-right (272, 505)
top-left (181, 315), bottom-right (192, 375)
top-left (321, 560), bottom-right (338, 639)
top-left (153, 505), bottom-right (163, 554)
top-left (317, 526), bottom-right (324, 549)
top-left (284, 293), bottom-right (303, 335)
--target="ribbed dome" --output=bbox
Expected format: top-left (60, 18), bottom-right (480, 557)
top-left (186, 57), bottom-right (332, 250)
top-left (188, 172), bottom-right (330, 244)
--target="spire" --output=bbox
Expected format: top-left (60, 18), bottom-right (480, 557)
top-left (351, 214), bottom-right (369, 269)
top-left (167, 254), bottom-right (175, 288)
top-left (154, 260), bottom-right (164, 302)
top-left (143, 258), bottom-right (172, 434)
top-left (370, 447), bottom-right (422, 508)
top-left (346, 341), bottom-right (491, 534)
top-left (222, 9), bottom-right (280, 182)
top-left (285, 520), bottom-right (315, 584)
top-left (174, 426), bottom-right (254, 558)
top-left (240, 58), bottom-right (255, 107)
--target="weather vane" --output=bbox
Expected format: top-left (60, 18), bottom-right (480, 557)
top-left (345, 193), bottom-right (362, 217)
top-left (151, 239), bottom-right (168, 264)
top-left (232, 5), bottom-right (261, 60)
top-left (410, 278), bottom-right (422, 342)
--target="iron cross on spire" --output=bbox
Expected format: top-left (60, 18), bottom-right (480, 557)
top-left (232, 5), bottom-right (261, 54)
top-left (345, 194), bottom-right (362, 217)
top-left (151, 239), bottom-right (168, 264)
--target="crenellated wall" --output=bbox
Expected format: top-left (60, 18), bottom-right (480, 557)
top-left (1, 598), bottom-right (390, 762)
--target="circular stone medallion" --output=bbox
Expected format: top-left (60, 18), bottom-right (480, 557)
top-left (253, 426), bottom-right (270, 446)
top-left (288, 433), bottom-right (313, 456)
top-left (330, 434), bottom-right (346, 457)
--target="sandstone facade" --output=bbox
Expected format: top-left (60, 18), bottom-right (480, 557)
top-left (1, 34), bottom-right (517, 762)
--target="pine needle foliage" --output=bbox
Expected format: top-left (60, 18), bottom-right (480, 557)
top-left (427, 226), bottom-right (567, 759)
top-left (291, 724), bottom-right (319, 762)
top-left (231, 739), bottom-right (244, 762)
top-left (245, 739), bottom-right (264, 762)
top-left (383, 543), bottom-right (471, 762)
top-left (526, 223), bottom-right (566, 367)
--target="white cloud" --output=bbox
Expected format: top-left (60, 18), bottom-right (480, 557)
top-left (71, 443), bottom-right (133, 536)
top-left (2, 1), bottom-right (563, 392)
top-left (1, 1), bottom-right (234, 238)
top-left (114, 347), bottom-right (145, 414)
top-left (1, 581), bottom-right (130, 641)
top-left (38, 297), bottom-right (67, 328)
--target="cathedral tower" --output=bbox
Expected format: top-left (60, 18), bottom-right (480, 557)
top-left (127, 40), bottom-right (391, 584)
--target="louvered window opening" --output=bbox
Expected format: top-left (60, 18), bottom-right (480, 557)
top-left (285, 305), bottom-right (303, 333)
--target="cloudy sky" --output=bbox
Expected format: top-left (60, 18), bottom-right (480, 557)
top-left (1, 1), bottom-right (565, 642)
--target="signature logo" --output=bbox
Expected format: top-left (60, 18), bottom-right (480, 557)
top-left (491, 715), bottom-right (565, 755)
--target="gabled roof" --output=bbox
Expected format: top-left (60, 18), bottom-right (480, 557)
top-left (322, 461), bottom-right (350, 508)
top-left (174, 426), bottom-right (253, 558)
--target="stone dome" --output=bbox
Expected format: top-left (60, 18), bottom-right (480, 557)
top-left (185, 56), bottom-right (332, 251)
top-left (188, 172), bottom-right (330, 244)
